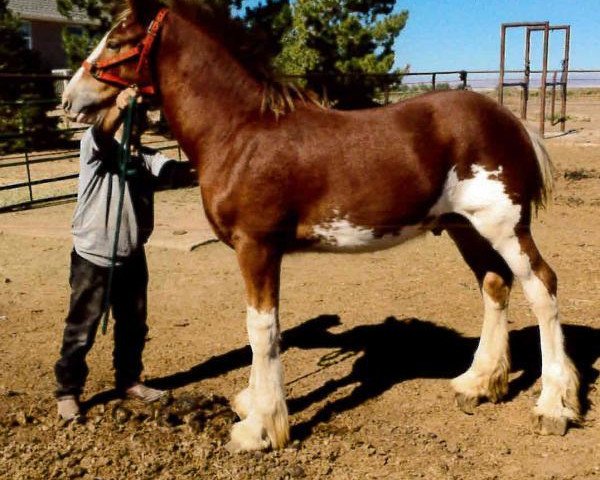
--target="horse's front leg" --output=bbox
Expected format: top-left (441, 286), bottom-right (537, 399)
top-left (227, 236), bottom-right (289, 452)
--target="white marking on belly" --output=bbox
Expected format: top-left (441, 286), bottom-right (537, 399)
top-left (311, 215), bottom-right (427, 253)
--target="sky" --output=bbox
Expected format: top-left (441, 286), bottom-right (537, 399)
top-left (244, 0), bottom-right (599, 74)
top-left (391, 0), bottom-right (598, 72)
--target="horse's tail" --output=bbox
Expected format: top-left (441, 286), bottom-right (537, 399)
top-left (525, 127), bottom-right (555, 213)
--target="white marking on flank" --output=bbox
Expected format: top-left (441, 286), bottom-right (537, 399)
top-left (441, 164), bottom-right (521, 247)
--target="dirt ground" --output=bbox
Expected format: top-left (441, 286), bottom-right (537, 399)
top-left (0, 98), bottom-right (599, 479)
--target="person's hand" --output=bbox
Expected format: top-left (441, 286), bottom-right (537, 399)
top-left (116, 86), bottom-right (141, 111)
top-left (95, 87), bottom-right (141, 137)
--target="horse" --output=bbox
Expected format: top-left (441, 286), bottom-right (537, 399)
top-left (61, 0), bottom-right (580, 451)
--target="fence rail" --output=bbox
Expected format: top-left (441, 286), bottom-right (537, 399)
top-left (1, 69), bottom-right (600, 214)
top-left (0, 126), bottom-right (182, 213)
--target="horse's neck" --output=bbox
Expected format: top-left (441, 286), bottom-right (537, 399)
top-left (157, 14), bottom-right (262, 161)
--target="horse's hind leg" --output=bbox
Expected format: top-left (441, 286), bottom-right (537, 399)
top-left (227, 236), bottom-right (289, 452)
top-left (445, 215), bottom-right (514, 413)
top-left (463, 208), bottom-right (580, 434)
top-left (500, 230), bottom-right (580, 434)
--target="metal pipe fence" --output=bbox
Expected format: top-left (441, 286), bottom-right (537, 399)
top-left (1, 69), bottom-right (599, 214)
top-left (0, 133), bottom-right (182, 213)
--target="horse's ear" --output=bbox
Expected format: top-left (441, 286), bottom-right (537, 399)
top-left (127, 0), bottom-right (163, 26)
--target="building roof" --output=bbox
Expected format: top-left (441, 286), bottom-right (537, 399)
top-left (7, 0), bottom-right (93, 24)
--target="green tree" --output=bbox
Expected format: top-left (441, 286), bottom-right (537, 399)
top-left (275, 0), bottom-right (408, 108)
top-left (0, 0), bottom-right (60, 152)
top-left (238, 0), bottom-right (292, 64)
top-left (57, 0), bottom-right (120, 69)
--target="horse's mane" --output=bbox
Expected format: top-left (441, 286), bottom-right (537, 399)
top-left (130, 0), bottom-right (323, 116)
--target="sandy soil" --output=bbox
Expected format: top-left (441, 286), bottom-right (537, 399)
top-left (0, 102), bottom-right (599, 479)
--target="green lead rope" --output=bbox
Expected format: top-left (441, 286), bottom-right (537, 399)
top-left (101, 96), bottom-right (137, 335)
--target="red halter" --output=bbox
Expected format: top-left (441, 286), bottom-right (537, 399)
top-left (82, 8), bottom-right (169, 96)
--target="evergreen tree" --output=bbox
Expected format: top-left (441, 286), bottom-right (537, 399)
top-left (0, 0), bottom-right (60, 152)
top-left (57, 0), bottom-right (120, 69)
top-left (238, 0), bottom-right (292, 65)
top-left (275, 0), bottom-right (408, 108)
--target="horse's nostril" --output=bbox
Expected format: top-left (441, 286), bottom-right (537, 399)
top-left (62, 99), bottom-right (71, 112)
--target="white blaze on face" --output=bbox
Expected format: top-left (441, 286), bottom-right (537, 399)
top-left (87, 33), bottom-right (110, 63)
top-left (62, 33), bottom-right (111, 122)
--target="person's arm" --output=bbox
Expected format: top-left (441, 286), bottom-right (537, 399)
top-left (93, 87), bottom-right (141, 142)
top-left (139, 147), bottom-right (197, 189)
top-left (157, 160), bottom-right (197, 189)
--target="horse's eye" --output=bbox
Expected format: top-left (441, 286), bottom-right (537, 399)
top-left (106, 41), bottom-right (119, 50)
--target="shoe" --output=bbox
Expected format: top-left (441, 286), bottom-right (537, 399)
top-left (57, 395), bottom-right (81, 422)
top-left (125, 383), bottom-right (167, 403)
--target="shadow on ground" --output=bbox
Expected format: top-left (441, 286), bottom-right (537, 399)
top-left (83, 315), bottom-right (600, 437)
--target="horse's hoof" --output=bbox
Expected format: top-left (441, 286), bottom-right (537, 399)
top-left (227, 419), bottom-right (270, 453)
top-left (455, 392), bottom-right (479, 415)
top-left (225, 436), bottom-right (269, 454)
top-left (531, 414), bottom-right (568, 436)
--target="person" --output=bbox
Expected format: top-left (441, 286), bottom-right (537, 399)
top-left (55, 87), bottom-right (191, 421)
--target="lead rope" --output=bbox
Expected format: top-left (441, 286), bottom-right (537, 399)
top-left (101, 96), bottom-right (137, 335)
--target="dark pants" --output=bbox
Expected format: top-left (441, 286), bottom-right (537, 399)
top-left (55, 249), bottom-right (149, 398)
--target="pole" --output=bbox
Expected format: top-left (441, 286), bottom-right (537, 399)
top-left (560, 26), bottom-right (571, 132)
top-left (523, 28), bottom-right (532, 120)
top-left (539, 22), bottom-right (550, 136)
top-left (551, 71), bottom-right (557, 122)
top-left (498, 24), bottom-right (506, 104)
top-left (18, 104), bottom-right (34, 203)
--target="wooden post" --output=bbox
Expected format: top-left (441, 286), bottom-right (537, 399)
top-left (18, 104), bottom-right (34, 203)
top-left (522, 28), bottom-right (532, 120)
top-left (460, 71), bottom-right (468, 89)
top-left (383, 79), bottom-right (390, 105)
top-left (560, 26), bottom-right (571, 132)
top-left (498, 24), bottom-right (506, 104)
top-left (539, 22), bottom-right (550, 136)
top-left (550, 71), bottom-right (557, 122)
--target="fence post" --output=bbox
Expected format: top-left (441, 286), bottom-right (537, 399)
top-left (432, 73), bottom-right (437, 91)
top-left (498, 24), bottom-right (507, 104)
top-left (550, 71), bottom-right (557, 122)
top-left (459, 71), bottom-right (468, 89)
top-left (539, 22), bottom-right (550, 136)
top-left (18, 102), bottom-right (34, 203)
top-left (383, 78), bottom-right (390, 105)
top-left (560, 27), bottom-right (571, 132)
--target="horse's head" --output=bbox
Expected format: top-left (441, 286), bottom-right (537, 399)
top-left (62, 2), bottom-right (166, 124)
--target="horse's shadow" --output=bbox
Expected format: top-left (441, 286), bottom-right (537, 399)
top-left (83, 315), bottom-right (600, 439)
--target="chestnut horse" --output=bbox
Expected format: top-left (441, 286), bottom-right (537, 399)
top-left (61, 0), bottom-right (580, 451)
